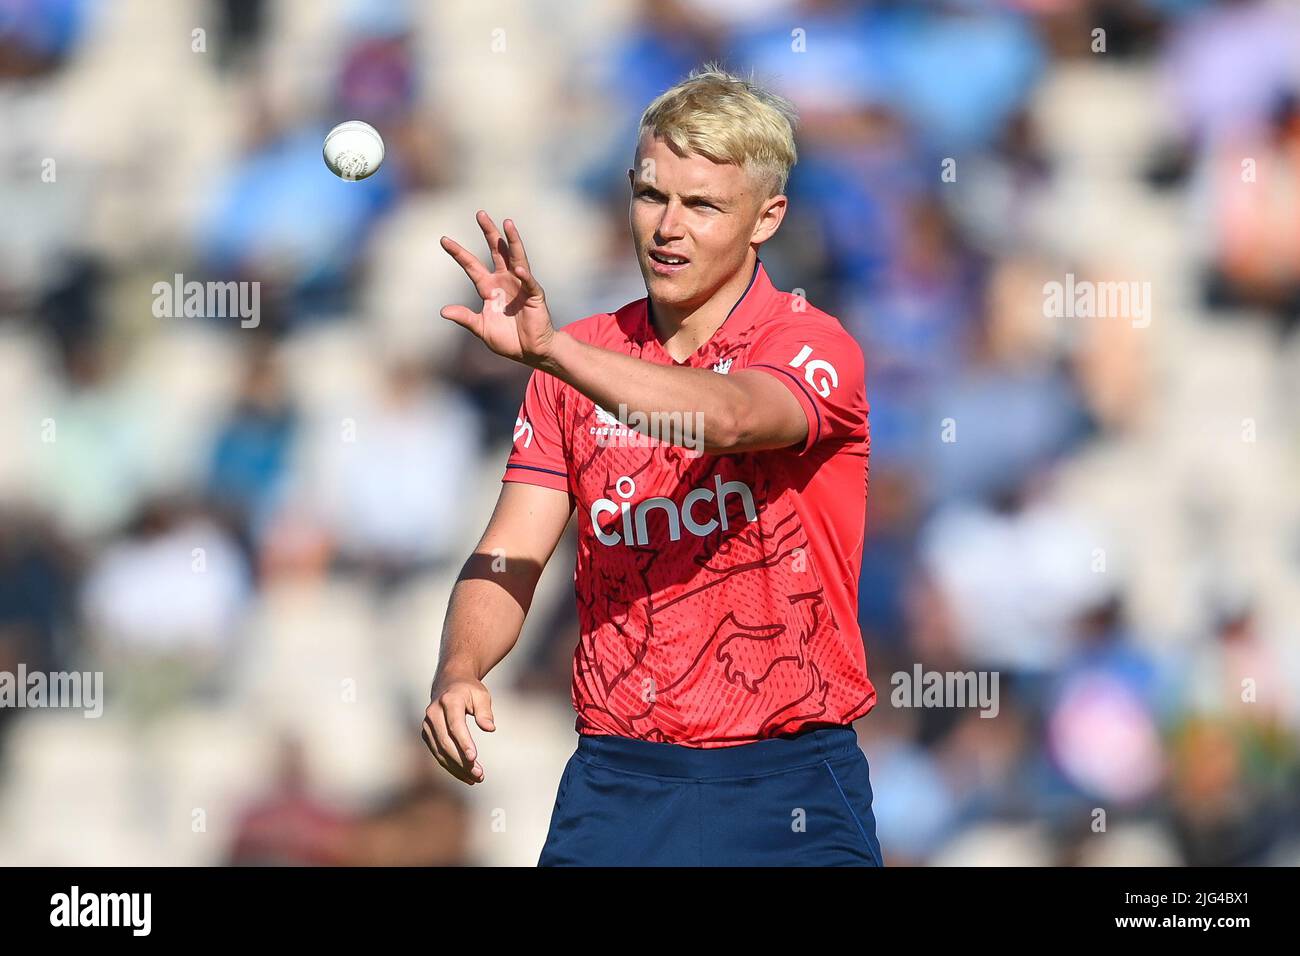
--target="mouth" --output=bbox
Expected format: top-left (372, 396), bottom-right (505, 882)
top-left (647, 249), bottom-right (690, 276)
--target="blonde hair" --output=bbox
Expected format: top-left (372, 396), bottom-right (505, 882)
top-left (637, 63), bottom-right (798, 197)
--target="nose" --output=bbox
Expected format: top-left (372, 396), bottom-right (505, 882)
top-left (655, 198), bottom-right (686, 244)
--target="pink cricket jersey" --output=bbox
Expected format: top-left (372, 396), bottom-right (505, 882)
top-left (503, 262), bottom-right (875, 747)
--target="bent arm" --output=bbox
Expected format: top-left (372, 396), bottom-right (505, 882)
top-left (535, 331), bottom-right (807, 455)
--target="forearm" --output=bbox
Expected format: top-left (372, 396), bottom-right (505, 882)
top-left (434, 557), bottom-right (537, 683)
top-left (535, 330), bottom-right (746, 451)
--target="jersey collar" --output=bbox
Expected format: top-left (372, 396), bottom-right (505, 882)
top-left (642, 259), bottom-right (774, 364)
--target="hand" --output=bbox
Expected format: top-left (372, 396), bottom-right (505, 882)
top-left (440, 211), bottom-right (556, 367)
top-left (422, 671), bottom-right (496, 786)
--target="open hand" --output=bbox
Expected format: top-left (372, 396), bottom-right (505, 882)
top-left (439, 211), bottom-right (555, 367)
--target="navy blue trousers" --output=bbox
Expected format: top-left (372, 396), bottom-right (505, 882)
top-left (538, 726), bottom-right (884, 866)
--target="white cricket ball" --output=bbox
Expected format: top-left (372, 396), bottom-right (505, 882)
top-left (323, 120), bottom-right (385, 181)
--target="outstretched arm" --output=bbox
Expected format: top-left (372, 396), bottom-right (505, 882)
top-left (537, 333), bottom-right (806, 454)
top-left (439, 212), bottom-right (806, 454)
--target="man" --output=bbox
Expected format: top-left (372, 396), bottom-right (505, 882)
top-left (421, 65), bottom-right (881, 866)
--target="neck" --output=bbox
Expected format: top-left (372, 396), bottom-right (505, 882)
top-left (649, 251), bottom-right (759, 348)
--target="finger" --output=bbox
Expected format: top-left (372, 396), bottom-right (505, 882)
top-left (513, 264), bottom-right (545, 301)
top-left (476, 210), bottom-right (508, 273)
top-left (421, 719), bottom-right (452, 772)
top-left (502, 218), bottom-right (533, 275)
top-left (440, 235), bottom-right (488, 283)
top-left (422, 716), bottom-right (453, 773)
top-left (440, 305), bottom-right (479, 331)
top-left (447, 702), bottom-right (488, 785)
top-left (428, 712), bottom-right (481, 785)
top-left (468, 687), bottom-right (496, 732)
top-left (439, 698), bottom-right (485, 781)
top-left (445, 708), bottom-right (477, 763)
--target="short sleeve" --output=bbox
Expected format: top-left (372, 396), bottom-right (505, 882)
top-left (745, 317), bottom-right (868, 455)
top-left (502, 368), bottom-right (570, 492)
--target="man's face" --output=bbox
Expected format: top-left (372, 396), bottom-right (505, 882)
top-left (629, 131), bottom-right (783, 311)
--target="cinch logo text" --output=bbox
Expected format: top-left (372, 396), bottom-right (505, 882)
top-left (590, 474), bottom-right (757, 546)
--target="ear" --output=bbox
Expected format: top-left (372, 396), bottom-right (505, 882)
top-left (750, 193), bottom-right (787, 246)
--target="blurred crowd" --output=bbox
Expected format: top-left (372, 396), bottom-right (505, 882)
top-left (1, 0), bottom-right (1299, 866)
